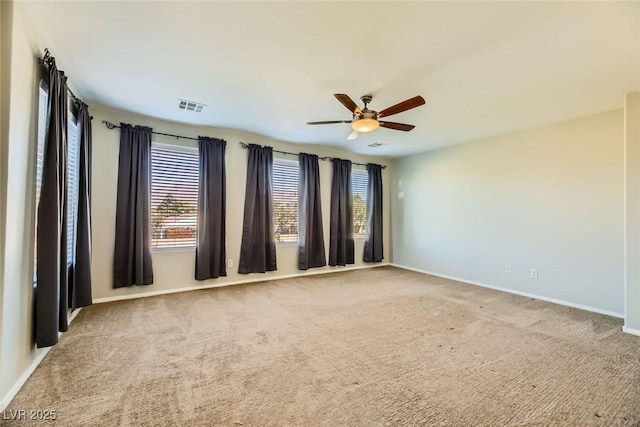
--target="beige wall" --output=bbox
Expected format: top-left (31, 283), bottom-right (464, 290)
top-left (0, 0), bottom-right (11, 402)
top-left (392, 110), bottom-right (625, 315)
top-left (91, 107), bottom-right (392, 301)
top-left (625, 92), bottom-right (640, 332)
top-left (0, 1), bottom-right (49, 406)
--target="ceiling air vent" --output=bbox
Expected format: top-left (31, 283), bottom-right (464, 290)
top-left (178, 99), bottom-right (206, 112)
top-left (368, 143), bottom-right (385, 148)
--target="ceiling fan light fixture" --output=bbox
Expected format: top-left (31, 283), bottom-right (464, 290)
top-left (352, 118), bottom-right (379, 133)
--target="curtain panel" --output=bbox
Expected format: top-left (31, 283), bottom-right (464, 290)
top-left (35, 62), bottom-right (69, 348)
top-left (238, 144), bottom-right (277, 274)
top-left (298, 153), bottom-right (326, 270)
top-left (195, 136), bottom-right (227, 280)
top-left (329, 158), bottom-right (354, 266)
top-left (363, 163), bottom-right (384, 262)
top-left (70, 102), bottom-right (93, 308)
top-left (113, 123), bottom-right (154, 287)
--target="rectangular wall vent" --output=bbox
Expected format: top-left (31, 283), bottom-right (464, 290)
top-left (178, 99), bottom-right (206, 113)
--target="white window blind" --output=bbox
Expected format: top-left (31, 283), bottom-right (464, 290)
top-left (352, 168), bottom-right (368, 238)
top-left (35, 83), bottom-right (48, 209)
top-left (150, 142), bottom-right (199, 249)
top-left (273, 158), bottom-right (299, 243)
top-left (33, 83), bottom-right (81, 274)
top-left (66, 115), bottom-right (80, 265)
top-left (33, 82), bottom-right (48, 283)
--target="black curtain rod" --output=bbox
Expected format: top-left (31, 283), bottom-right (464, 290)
top-left (38, 48), bottom-right (85, 106)
top-left (102, 120), bottom-right (199, 141)
top-left (238, 142), bottom-right (386, 169)
top-left (102, 121), bottom-right (386, 169)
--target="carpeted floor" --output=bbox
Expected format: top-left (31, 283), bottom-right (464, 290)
top-left (5, 267), bottom-right (640, 426)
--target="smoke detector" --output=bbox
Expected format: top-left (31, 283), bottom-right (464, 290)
top-left (178, 99), bottom-right (206, 112)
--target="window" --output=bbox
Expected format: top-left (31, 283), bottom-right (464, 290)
top-left (352, 168), bottom-right (368, 239)
top-left (273, 158), bottom-right (298, 243)
top-left (66, 113), bottom-right (81, 265)
top-left (33, 81), bottom-right (49, 283)
top-left (33, 81), bottom-right (82, 283)
top-left (150, 143), bottom-right (199, 249)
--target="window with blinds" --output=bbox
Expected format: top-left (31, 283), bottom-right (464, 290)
top-left (35, 83), bottom-right (48, 215)
top-left (150, 142), bottom-right (199, 249)
top-left (352, 168), bottom-right (368, 239)
top-left (33, 81), bottom-right (49, 283)
top-left (66, 114), bottom-right (81, 265)
top-left (33, 81), bottom-right (82, 285)
top-left (273, 158), bottom-right (299, 243)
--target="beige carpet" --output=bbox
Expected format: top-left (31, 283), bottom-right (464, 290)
top-left (5, 267), bottom-right (640, 426)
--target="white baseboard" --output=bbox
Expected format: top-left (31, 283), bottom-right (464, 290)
top-left (0, 308), bottom-right (82, 412)
top-left (93, 263), bottom-right (390, 304)
top-left (391, 263), bottom-right (624, 319)
top-left (0, 348), bottom-right (51, 412)
top-left (622, 326), bottom-right (640, 337)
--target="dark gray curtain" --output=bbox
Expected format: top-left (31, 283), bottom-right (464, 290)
top-left (195, 136), bottom-right (227, 280)
top-left (298, 153), bottom-right (326, 270)
top-left (238, 144), bottom-right (277, 274)
top-left (113, 123), bottom-right (154, 287)
top-left (329, 158), bottom-right (354, 266)
top-left (36, 62), bottom-right (68, 348)
top-left (363, 163), bottom-right (384, 262)
top-left (70, 102), bottom-right (92, 308)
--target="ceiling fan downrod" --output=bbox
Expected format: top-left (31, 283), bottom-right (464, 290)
top-left (360, 95), bottom-right (373, 111)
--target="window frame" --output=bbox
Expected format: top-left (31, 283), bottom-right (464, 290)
top-left (33, 80), bottom-right (82, 284)
top-left (149, 141), bottom-right (199, 251)
top-left (33, 80), bottom-right (49, 285)
top-left (66, 106), bottom-right (81, 267)
top-left (272, 157), bottom-right (299, 245)
top-left (352, 167), bottom-right (368, 240)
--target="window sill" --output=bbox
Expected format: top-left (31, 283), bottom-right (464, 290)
top-left (275, 241), bottom-right (299, 247)
top-left (151, 246), bottom-right (196, 253)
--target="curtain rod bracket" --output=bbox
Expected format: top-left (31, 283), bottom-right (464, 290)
top-left (39, 48), bottom-right (54, 66)
top-left (103, 120), bottom-right (117, 130)
top-left (40, 48), bottom-right (85, 106)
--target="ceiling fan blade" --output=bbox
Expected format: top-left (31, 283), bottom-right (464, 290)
top-left (347, 130), bottom-right (359, 140)
top-left (307, 120), bottom-right (352, 125)
top-left (378, 96), bottom-right (425, 118)
top-left (334, 94), bottom-right (361, 114)
top-left (379, 121), bottom-right (415, 131)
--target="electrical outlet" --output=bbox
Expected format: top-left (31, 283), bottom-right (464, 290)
top-left (227, 259), bottom-right (233, 268)
top-left (505, 265), bottom-right (512, 273)
top-left (530, 268), bottom-right (538, 279)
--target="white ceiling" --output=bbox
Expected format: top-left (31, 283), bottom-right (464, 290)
top-left (21, 1), bottom-right (640, 158)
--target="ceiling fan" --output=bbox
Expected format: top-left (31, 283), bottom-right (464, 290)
top-left (307, 93), bottom-right (426, 140)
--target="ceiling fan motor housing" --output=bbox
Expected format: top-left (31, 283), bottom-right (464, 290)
top-left (354, 110), bottom-right (378, 121)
